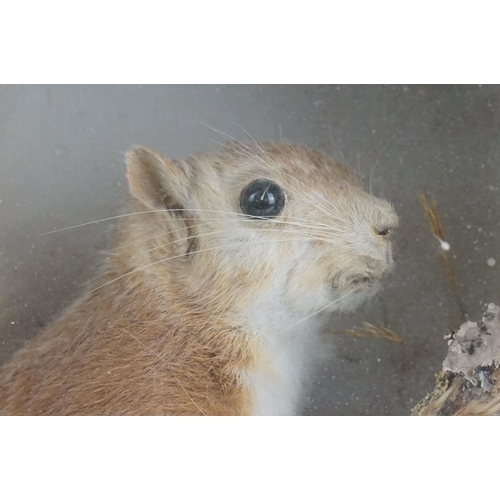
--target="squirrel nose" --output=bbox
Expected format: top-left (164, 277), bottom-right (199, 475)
top-left (374, 227), bottom-right (393, 238)
top-left (350, 275), bottom-right (372, 286)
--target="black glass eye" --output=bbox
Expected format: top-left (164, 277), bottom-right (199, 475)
top-left (240, 179), bottom-right (285, 218)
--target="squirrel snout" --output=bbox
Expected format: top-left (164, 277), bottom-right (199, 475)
top-left (350, 275), bottom-right (372, 286)
top-left (351, 253), bottom-right (393, 286)
top-left (374, 227), bottom-right (393, 238)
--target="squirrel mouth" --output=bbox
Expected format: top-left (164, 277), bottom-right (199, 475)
top-left (331, 274), bottom-right (381, 292)
top-left (347, 275), bottom-right (382, 294)
top-left (350, 276), bottom-right (372, 286)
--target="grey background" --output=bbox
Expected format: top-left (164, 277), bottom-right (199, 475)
top-left (1, 85), bottom-right (499, 415)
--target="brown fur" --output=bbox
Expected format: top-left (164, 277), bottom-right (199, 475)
top-left (0, 197), bottom-right (260, 415)
top-left (0, 142), bottom-right (398, 415)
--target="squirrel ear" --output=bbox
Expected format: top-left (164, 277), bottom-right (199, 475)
top-left (126, 146), bottom-right (189, 210)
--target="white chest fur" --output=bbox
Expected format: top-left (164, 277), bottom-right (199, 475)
top-left (238, 269), bottom-right (329, 416)
top-left (243, 322), bottom-right (323, 416)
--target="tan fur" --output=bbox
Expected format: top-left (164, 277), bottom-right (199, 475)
top-left (0, 142), bottom-right (398, 415)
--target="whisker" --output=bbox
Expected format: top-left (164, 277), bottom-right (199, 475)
top-left (204, 124), bottom-right (281, 179)
top-left (277, 290), bottom-right (355, 335)
top-left (279, 170), bottom-right (351, 226)
top-left (231, 122), bottom-right (281, 172)
top-left (228, 131), bottom-right (355, 226)
top-left (95, 224), bottom-right (335, 282)
top-left (217, 137), bottom-right (352, 228)
top-left (39, 208), bottom-right (342, 237)
top-left (92, 225), bottom-right (340, 283)
top-left (220, 141), bottom-right (351, 230)
top-left (90, 237), bottom-right (333, 293)
top-left (125, 215), bottom-right (343, 250)
top-left (38, 209), bottom-right (168, 235)
top-left (199, 122), bottom-right (251, 152)
top-left (90, 226), bottom-right (230, 282)
top-left (211, 138), bottom-right (279, 176)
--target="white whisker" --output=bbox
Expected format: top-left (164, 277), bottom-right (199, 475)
top-left (219, 140), bottom-right (351, 230)
top-left (39, 208), bottom-right (342, 236)
top-left (90, 237), bottom-right (333, 294)
top-left (93, 225), bottom-right (340, 283)
top-left (277, 290), bottom-right (355, 335)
